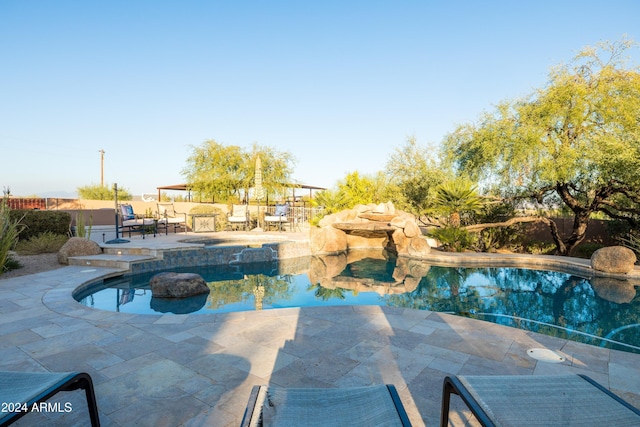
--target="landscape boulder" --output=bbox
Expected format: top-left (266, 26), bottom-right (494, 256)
top-left (57, 237), bottom-right (102, 265)
top-left (591, 246), bottom-right (637, 274)
top-left (310, 202), bottom-right (430, 259)
top-left (150, 272), bottom-right (210, 298)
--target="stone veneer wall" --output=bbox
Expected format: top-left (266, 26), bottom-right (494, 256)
top-left (129, 241), bottom-right (310, 274)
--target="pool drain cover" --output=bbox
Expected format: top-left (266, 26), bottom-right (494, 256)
top-left (527, 348), bottom-right (565, 363)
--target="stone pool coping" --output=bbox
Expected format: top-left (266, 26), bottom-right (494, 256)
top-left (3, 231), bottom-right (640, 426)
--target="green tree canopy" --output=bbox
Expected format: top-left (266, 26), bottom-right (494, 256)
top-left (443, 39), bottom-right (640, 255)
top-left (312, 171), bottom-right (391, 215)
top-left (182, 140), bottom-right (245, 202)
top-left (245, 143), bottom-right (296, 201)
top-left (182, 140), bottom-right (294, 203)
top-left (385, 136), bottom-right (449, 216)
top-left (77, 184), bottom-right (132, 201)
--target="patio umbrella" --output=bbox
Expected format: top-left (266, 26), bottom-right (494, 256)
top-left (254, 156), bottom-right (265, 230)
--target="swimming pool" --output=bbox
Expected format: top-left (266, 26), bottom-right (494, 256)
top-left (74, 254), bottom-right (640, 353)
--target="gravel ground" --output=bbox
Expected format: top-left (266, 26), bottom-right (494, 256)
top-left (0, 253), bottom-right (63, 280)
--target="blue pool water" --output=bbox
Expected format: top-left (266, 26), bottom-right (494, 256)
top-left (74, 255), bottom-right (640, 353)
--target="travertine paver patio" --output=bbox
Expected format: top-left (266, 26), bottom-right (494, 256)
top-left (1, 231), bottom-right (639, 426)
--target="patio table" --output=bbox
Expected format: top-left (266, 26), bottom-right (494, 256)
top-left (191, 213), bottom-right (218, 233)
top-left (440, 374), bottom-right (640, 426)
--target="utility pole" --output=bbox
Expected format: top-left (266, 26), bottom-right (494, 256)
top-left (99, 149), bottom-right (105, 186)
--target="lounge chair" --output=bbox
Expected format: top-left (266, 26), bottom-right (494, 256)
top-left (156, 202), bottom-right (187, 233)
top-left (440, 374), bottom-right (640, 427)
top-left (264, 203), bottom-right (289, 231)
top-left (0, 371), bottom-right (100, 426)
top-left (241, 384), bottom-right (412, 426)
top-left (227, 204), bottom-right (250, 231)
top-left (118, 204), bottom-right (156, 238)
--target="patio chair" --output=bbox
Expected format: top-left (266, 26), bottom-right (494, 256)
top-left (156, 202), bottom-right (187, 233)
top-left (440, 374), bottom-right (640, 427)
top-left (0, 371), bottom-right (100, 426)
top-left (264, 203), bottom-right (289, 231)
top-left (227, 204), bottom-right (249, 231)
top-left (241, 384), bottom-right (412, 427)
top-left (118, 204), bottom-right (156, 238)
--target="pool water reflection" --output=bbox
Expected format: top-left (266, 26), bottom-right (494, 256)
top-left (74, 252), bottom-right (640, 353)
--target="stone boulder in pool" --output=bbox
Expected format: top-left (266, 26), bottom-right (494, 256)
top-left (150, 272), bottom-right (210, 298)
top-left (591, 246), bottom-right (637, 274)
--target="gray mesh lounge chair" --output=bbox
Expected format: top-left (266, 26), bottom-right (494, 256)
top-left (241, 384), bottom-right (412, 427)
top-left (440, 374), bottom-right (640, 427)
top-left (0, 371), bottom-right (100, 426)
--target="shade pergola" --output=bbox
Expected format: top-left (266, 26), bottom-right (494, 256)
top-left (156, 183), bottom-right (326, 202)
top-left (156, 184), bottom-right (193, 201)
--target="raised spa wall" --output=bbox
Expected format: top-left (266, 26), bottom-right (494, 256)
top-left (126, 241), bottom-right (311, 275)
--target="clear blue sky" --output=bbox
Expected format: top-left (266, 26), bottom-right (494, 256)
top-left (2, 1), bottom-right (639, 198)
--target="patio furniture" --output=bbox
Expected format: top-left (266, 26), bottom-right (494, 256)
top-left (227, 204), bottom-right (249, 231)
top-left (241, 384), bottom-right (412, 427)
top-left (0, 371), bottom-right (100, 426)
top-left (440, 374), bottom-right (640, 427)
top-left (191, 213), bottom-right (218, 233)
top-left (118, 204), bottom-right (156, 238)
top-left (264, 203), bottom-right (289, 231)
top-left (156, 202), bottom-right (188, 233)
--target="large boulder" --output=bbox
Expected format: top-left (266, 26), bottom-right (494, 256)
top-left (310, 202), bottom-right (430, 259)
top-left (591, 246), bottom-right (637, 274)
top-left (310, 226), bottom-right (347, 254)
top-left (57, 237), bottom-right (102, 265)
top-left (150, 272), bottom-right (210, 298)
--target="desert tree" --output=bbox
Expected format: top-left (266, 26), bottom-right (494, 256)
top-left (443, 38), bottom-right (640, 255)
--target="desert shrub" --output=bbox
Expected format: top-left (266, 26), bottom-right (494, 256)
top-left (524, 240), bottom-right (556, 255)
top-left (77, 184), bottom-right (132, 200)
top-left (1, 198), bottom-right (25, 274)
top-left (476, 226), bottom-right (523, 252)
top-left (15, 231), bottom-right (69, 255)
top-left (429, 226), bottom-right (476, 252)
top-left (4, 256), bottom-right (22, 271)
top-left (573, 243), bottom-right (605, 259)
top-left (10, 210), bottom-right (71, 240)
top-left (75, 210), bottom-right (92, 238)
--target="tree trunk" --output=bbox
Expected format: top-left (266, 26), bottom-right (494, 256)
top-left (463, 216), bottom-right (570, 255)
top-left (562, 211), bottom-right (590, 256)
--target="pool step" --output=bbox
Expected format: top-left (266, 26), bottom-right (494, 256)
top-left (102, 247), bottom-right (159, 256)
top-left (68, 253), bottom-right (156, 270)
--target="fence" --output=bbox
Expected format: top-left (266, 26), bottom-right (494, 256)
top-left (5, 198), bottom-right (47, 210)
top-left (264, 205), bottom-right (325, 227)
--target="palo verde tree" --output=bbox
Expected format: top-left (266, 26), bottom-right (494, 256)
top-left (182, 139), bottom-right (294, 203)
top-left (77, 184), bottom-right (132, 201)
top-left (182, 140), bottom-right (245, 202)
top-left (384, 136), bottom-right (449, 217)
top-left (244, 143), bottom-right (295, 202)
top-left (443, 39), bottom-right (640, 255)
